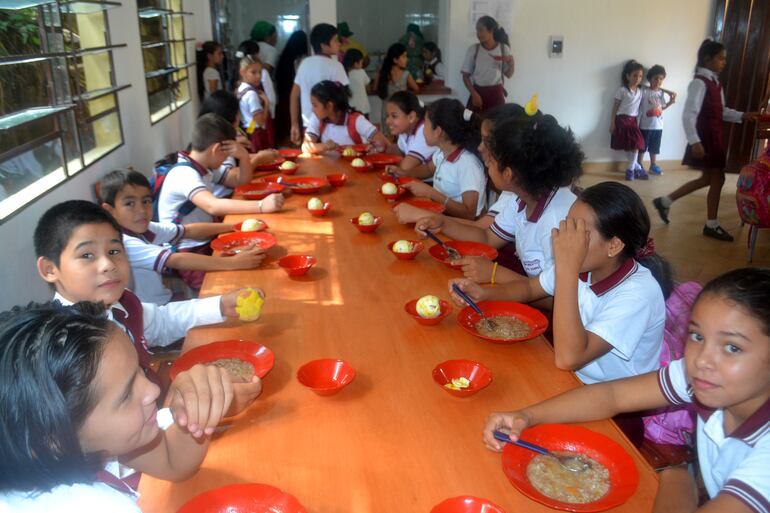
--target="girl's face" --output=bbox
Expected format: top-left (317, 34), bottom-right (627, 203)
top-left (395, 52), bottom-right (408, 69)
top-left (352, 59), bottom-right (363, 70)
top-left (421, 48), bottom-right (433, 61)
top-left (685, 293), bottom-right (770, 421)
top-left (704, 49), bottom-right (727, 74)
top-left (423, 114), bottom-right (441, 146)
top-left (476, 23), bottom-right (494, 45)
top-left (479, 119), bottom-right (493, 163)
top-left (311, 96), bottom-right (335, 121)
top-left (385, 102), bottom-right (416, 136)
top-left (627, 69), bottom-right (643, 88)
top-left (649, 74), bottom-right (665, 90)
top-left (566, 201), bottom-right (623, 273)
top-left (78, 328), bottom-right (161, 458)
top-left (240, 63), bottom-right (262, 87)
top-left (210, 47), bottom-right (224, 66)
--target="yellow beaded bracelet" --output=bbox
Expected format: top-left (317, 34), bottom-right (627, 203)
top-left (490, 262), bottom-right (499, 285)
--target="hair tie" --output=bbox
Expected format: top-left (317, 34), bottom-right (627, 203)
top-left (636, 237), bottom-right (655, 259)
top-left (525, 94), bottom-right (539, 116)
top-left (418, 99), bottom-right (425, 108)
top-left (463, 108), bottom-right (473, 122)
top-left (235, 50), bottom-right (245, 58)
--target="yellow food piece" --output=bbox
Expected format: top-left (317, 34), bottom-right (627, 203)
top-left (381, 182), bottom-right (398, 195)
top-left (415, 295), bottom-right (441, 318)
top-left (342, 147), bottom-right (357, 157)
top-left (235, 289), bottom-right (264, 322)
top-left (307, 197), bottom-right (323, 210)
top-left (525, 94), bottom-right (539, 116)
top-left (444, 377), bottom-right (470, 390)
top-left (358, 212), bottom-right (375, 225)
top-left (444, 382), bottom-right (460, 390)
top-left (280, 161), bottom-right (296, 170)
top-left (351, 157), bottom-right (366, 167)
top-left (241, 218), bottom-right (261, 232)
top-left (392, 240), bottom-right (414, 253)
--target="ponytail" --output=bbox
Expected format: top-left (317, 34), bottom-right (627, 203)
top-left (493, 27), bottom-right (509, 46)
top-left (426, 98), bottom-right (481, 158)
top-left (477, 16), bottom-right (509, 46)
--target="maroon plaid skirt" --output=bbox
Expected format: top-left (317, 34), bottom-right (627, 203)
top-left (611, 115), bottom-right (644, 151)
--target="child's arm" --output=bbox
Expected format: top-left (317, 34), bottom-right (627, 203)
top-left (609, 99), bottom-right (621, 133)
top-left (301, 132), bottom-right (335, 155)
top-left (165, 246), bottom-right (265, 272)
top-left (369, 131), bottom-right (391, 153)
top-left (661, 88), bottom-right (677, 109)
top-left (448, 274), bottom-right (547, 306)
top-left (463, 73), bottom-right (482, 110)
top-left (414, 213), bottom-right (503, 246)
top-left (219, 141), bottom-right (255, 188)
top-left (190, 188), bottom-right (284, 217)
top-left (182, 222), bottom-right (235, 240)
top-left (406, 73), bottom-right (420, 93)
top-left (400, 180), bottom-right (478, 220)
top-left (387, 160), bottom-right (435, 179)
top-left (289, 84), bottom-right (302, 145)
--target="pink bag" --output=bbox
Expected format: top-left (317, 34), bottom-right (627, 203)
top-left (736, 146), bottom-right (770, 227)
top-left (642, 282), bottom-right (701, 445)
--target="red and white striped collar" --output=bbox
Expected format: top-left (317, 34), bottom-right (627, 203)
top-left (120, 226), bottom-right (155, 243)
top-left (579, 258), bottom-right (637, 297)
top-left (177, 151), bottom-right (210, 177)
top-left (445, 146), bottom-right (464, 163)
top-left (409, 120), bottom-right (424, 137)
top-left (515, 188), bottom-right (558, 223)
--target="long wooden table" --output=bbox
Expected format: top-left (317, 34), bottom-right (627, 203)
top-left (138, 155), bottom-right (658, 513)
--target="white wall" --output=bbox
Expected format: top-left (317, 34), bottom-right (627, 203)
top-left (0, 0), bottom-right (212, 311)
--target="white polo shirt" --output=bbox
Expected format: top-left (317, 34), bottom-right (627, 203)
top-left (639, 87), bottom-right (668, 130)
top-left (258, 41), bottom-right (277, 69)
top-left (461, 43), bottom-right (511, 86)
top-left (397, 121), bottom-right (437, 165)
top-left (122, 222), bottom-right (185, 305)
top-left (305, 112), bottom-right (378, 146)
top-left (659, 359), bottom-right (770, 511)
top-left (156, 153), bottom-right (229, 249)
top-left (432, 147), bottom-right (486, 216)
top-left (294, 55), bottom-right (349, 127)
top-left (0, 482), bottom-right (141, 513)
top-left (237, 82), bottom-right (264, 131)
top-left (614, 86), bottom-right (642, 116)
top-left (202, 67), bottom-right (222, 98)
top-left (490, 187), bottom-right (576, 277)
top-left (486, 190), bottom-right (515, 217)
top-left (539, 258), bottom-right (665, 384)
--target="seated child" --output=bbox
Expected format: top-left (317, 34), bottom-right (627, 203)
top-left (450, 182), bottom-right (669, 384)
top-left (301, 80), bottom-right (389, 155)
top-left (484, 268), bottom-right (770, 513)
top-left (421, 42), bottom-right (445, 83)
top-left (101, 169), bottom-right (266, 305)
top-left (156, 113), bottom-right (283, 290)
top-left (0, 301), bottom-right (233, 510)
top-left (383, 91), bottom-right (437, 178)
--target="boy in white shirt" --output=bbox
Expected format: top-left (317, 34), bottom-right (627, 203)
top-left (637, 65), bottom-right (677, 175)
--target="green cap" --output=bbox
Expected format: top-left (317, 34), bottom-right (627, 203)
top-left (337, 21), bottom-right (353, 37)
top-left (250, 20), bottom-right (276, 42)
top-left (406, 23), bottom-right (422, 37)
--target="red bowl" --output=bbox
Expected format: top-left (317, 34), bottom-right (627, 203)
top-left (233, 219), bottom-right (268, 232)
top-left (254, 157), bottom-right (286, 171)
top-left (457, 301), bottom-right (549, 343)
top-left (307, 201), bottom-right (331, 217)
top-left (431, 496), bottom-right (506, 513)
top-left (364, 153), bottom-right (403, 168)
top-left (404, 298), bottom-right (452, 326)
top-left (428, 240), bottom-right (498, 269)
top-left (350, 216), bottom-right (383, 233)
top-left (176, 483), bottom-right (306, 513)
top-left (387, 240), bottom-right (424, 260)
top-left (432, 359), bottom-right (492, 397)
top-left (296, 359), bottom-right (356, 395)
top-left (380, 185), bottom-right (407, 201)
top-left (235, 182), bottom-right (285, 200)
top-left (326, 172), bottom-right (348, 186)
top-left (278, 148), bottom-right (302, 161)
top-left (379, 171), bottom-right (416, 185)
top-left (210, 231), bottom-right (277, 254)
top-left (262, 176), bottom-right (328, 195)
top-left (278, 255), bottom-right (316, 276)
top-left (277, 162), bottom-right (300, 175)
top-left (339, 144), bottom-right (370, 160)
top-left (351, 160), bottom-right (375, 172)
top-left (169, 340), bottom-right (275, 381)
top-left (501, 424), bottom-right (639, 512)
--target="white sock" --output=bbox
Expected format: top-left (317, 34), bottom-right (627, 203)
top-left (625, 151), bottom-right (638, 168)
top-left (659, 196), bottom-right (672, 208)
top-left (705, 219), bottom-right (719, 229)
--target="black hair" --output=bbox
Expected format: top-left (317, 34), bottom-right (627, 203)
top-left (310, 23), bottom-right (338, 54)
top-left (275, 30), bottom-right (309, 97)
top-left (0, 301), bottom-right (111, 492)
top-left (699, 268), bottom-right (770, 336)
top-left (621, 59), bottom-right (644, 89)
top-left (199, 90), bottom-right (240, 125)
top-left (487, 108), bottom-right (584, 199)
top-left (191, 113), bottom-right (236, 152)
top-left (695, 38), bottom-right (725, 72)
top-left (484, 103), bottom-right (526, 130)
top-left (343, 48), bottom-right (364, 73)
top-left (386, 90), bottom-right (425, 120)
top-left (477, 16), bottom-right (509, 46)
top-left (310, 80), bottom-right (353, 116)
top-left (426, 98), bottom-right (482, 157)
top-left (196, 41), bottom-right (222, 101)
top-left (423, 41), bottom-right (442, 62)
top-left (579, 182), bottom-right (674, 298)
top-left (100, 169), bottom-right (151, 207)
top-left (647, 64), bottom-right (666, 81)
top-left (227, 39), bottom-right (260, 90)
top-left (34, 200), bottom-right (122, 266)
top-left (377, 43), bottom-right (407, 99)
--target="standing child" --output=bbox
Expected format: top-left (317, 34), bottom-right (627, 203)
top-left (638, 65), bottom-right (677, 175)
top-left (374, 43), bottom-right (419, 137)
top-left (343, 49), bottom-right (371, 118)
top-left (197, 41), bottom-right (223, 100)
top-left (461, 16), bottom-right (514, 115)
top-left (237, 55), bottom-right (273, 151)
top-left (383, 91), bottom-right (437, 177)
top-left (421, 42), bottom-right (445, 83)
top-left (231, 40), bottom-right (277, 119)
top-left (483, 267), bottom-right (770, 513)
top-left (610, 59), bottom-right (647, 180)
top-left (301, 81), bottom-right (389, 155)
top-left (653, 40), bottom-right (754, 242)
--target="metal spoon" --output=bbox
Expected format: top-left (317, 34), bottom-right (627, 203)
top-left (423, 229), bottom-right (461, 260)
top-left (451, 284), bottom-right (497, 331)
top-left (493, 430), bottom-right (590, 472)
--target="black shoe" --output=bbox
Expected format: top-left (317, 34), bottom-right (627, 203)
top-left (703, 225), bottom-right (734, 242)
top-left (652, 197), bottom-right (670, 224)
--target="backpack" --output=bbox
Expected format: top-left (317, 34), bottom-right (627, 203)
top-left (736, 145), bottom-right (770, 227)
top-left (149, 152), bottom-right (197, 223)
top-left (642, 281), bottom-right (701, 446)
top-left (319, 111), bottom-right (363, 145)
top-left (471, 43), bottom-right (508, 97)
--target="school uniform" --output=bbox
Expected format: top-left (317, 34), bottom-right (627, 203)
top-left (483, 191), bottom-right (524, 275)
top-left (121, 222), bottom-right (186, 305)
top-left (261, 68), bottom-right (277, 118)
top-left (0, 482), bottom-right (141, 513)
top-left (659, 359), bottom-right (770, 511)
top-left (486, 190), bottom-right (515, 217)
top-left (539, 258), bottom-right (665, 384)
top-left (611, 86), bottom-right (645, 151)
top-left (396, 121), bottom-right (437, 165)
top-left (237, 82), bottom-right (273, 151)
top-left (305, 112), bottom-right (378, 146)
top-left (423, 57), bottom-right (446, 82)
top-left (639, 87), bottom-right (668, 155)
top-left (347, 68), bottom-right (371, 115)
top-left (461, 42), bottom-right (511, 114)
top-left (682, 67), bottom-right (743, 169)
top-left (258, 41), bottom-right (277, 69)
top-left (431, 147), bottom-right (487, 217)
top-left (490, 187), bottom-right (576, 277)
top-left (294, 55), bottom-right (349, 127)
top-left (202, 67), bottom-right (222, 99)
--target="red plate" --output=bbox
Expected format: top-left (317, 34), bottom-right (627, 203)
top-left (296, 358), bottom-right (356, 395)
top-left (235, 182), bottom-right (285, 200)
top-left (431, 496), bottom-right (506, 513)
top-left (254, 157), bottom-right (286, 171)
top-left (169, 340), bottom-right (275, 381)
top-left (387, 240), bottom-right (424, 260)
top-left (210, 231), bottom-right (277, 253)
top-left (432, 359), bottom-right (492, 397)
top-left (350, 215), bottom-right (383, 233)
top-left (176, 483), bottom-right (306, 513)
top-left (277, 161), bottom-right (300, 175)
top-left (278, 148), bottom-right (302, 161)
top-left (262, 176), bottom-right (328, 194)
top-left (501, 424), bottom-right (639, 512)
top-left (232, 219), bottom-right (268, 232)
top-left (380, 185), bottom-right (407, 201)
top-left (428, 240), bottom-right (498, 269)
top-left (379, 172), bottom-right (416, 185)
top-left (396, 198), bottom-right (446, 213)
top-left (457, 301), bottom-right (548, 343)
top-left (404, 298), bottom-right (452, 325)
top-left (364, 153), bottom-right (403, 168)
top-left (351, 160), bottom-right (375, 172)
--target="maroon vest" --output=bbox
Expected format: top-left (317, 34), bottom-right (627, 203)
top-left (112, 290), bottom-right (161, 387)
top-left (694, 75), bottom-right (724, 140)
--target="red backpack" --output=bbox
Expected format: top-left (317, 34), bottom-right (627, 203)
top-left (319, 111), bottom-right (363, 145)
top-left (736, 145), bottom-right (770, 226)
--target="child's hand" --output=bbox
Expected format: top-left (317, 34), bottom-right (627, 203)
top-left (168, 363), bottom-right (234, 438)
top-left (221, 139), bottom-right (248, 162)
top-left (227, 376), bottom-right (263, 416)
top-left (414, 214), bottom-right (444, 235)
top-left (401, 179), bottom-right (434, 198)
top-left (448, 278), bottom-right (487, 307)
top-left (290, 124), bottom-right (301, 145)
top-left (323, 140), bottom-right (338, 152)
top-left (220, 288), bottom-right (266, 318)
top-left (458, 256), bottom-right (495, 283)
top-left (609, 121), bottom-right (615, 134)
top-left (552, 218), bottom-right (589, 276)
top-left (228, 244), bottom-right (266, 269)
top-left (236, 133), bottom-right (253, 152)
top-left (482, 410), bottom-right (532, 452)
top-left (384, 165), bottom-right (402, 176)
top-left (668, 91), bottom-right (677, 103)
top-left (392, 202), bottom-right (427, 224)
top-left (253, 149), bottom-right (279, 165)
top-left (471, 91), bottom-right (483, 109)
top-left (259, 193), bottom-right (284, 213)
top-left (691, 142), bottom-right (706, 158)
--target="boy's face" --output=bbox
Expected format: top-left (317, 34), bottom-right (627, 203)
top-left (37, 222), bottom-right (129, 305)
top-left (103, 184), bottom-right (152, 234)
top-left (649, 74), bottom-right (665, 89)
top-left (321, 35), bottom-right (341, 56)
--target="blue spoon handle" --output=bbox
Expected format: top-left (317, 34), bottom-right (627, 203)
top-left (423, 229), bottom-right (445, 247)
top-left (451, 284), bottom-right (484, 316)
top-left (493, 430), bottom-right (551, 456)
